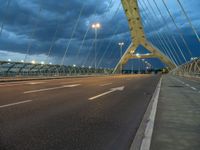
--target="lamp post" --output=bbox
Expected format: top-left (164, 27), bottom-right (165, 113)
top-left (142, 59), bottom-right (145, 74)
top-left (73, 64), bottom-right (76, 75)
top-left (136, 53), bottom-right (141, 74)
top-left (92, 22), bottom-right (101, 73)
top-left (118, 42), bottom-right (124, 74)
top-left (131, 59), bottom-right (134, 74)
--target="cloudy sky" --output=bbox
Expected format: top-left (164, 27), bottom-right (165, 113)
top-left (0, 0), bottom-right (199, 69)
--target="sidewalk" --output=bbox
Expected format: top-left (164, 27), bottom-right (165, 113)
top-left (150, 75), bottom-right (200, 150)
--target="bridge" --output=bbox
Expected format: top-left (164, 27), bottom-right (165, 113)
top-left (0, 0), bottom-right (199, 150)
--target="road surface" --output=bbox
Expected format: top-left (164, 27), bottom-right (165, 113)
top-left (0, 74), bottom-right (160, 150)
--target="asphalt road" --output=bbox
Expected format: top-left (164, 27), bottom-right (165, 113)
top-left (0, 74), bottom-right (160, 150)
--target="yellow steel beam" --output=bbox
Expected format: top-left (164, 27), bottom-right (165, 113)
top-left (113, 0), bottom-right (176, 73)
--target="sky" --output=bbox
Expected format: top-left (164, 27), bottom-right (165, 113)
top-left (0, 0), bottom-right (199, 70)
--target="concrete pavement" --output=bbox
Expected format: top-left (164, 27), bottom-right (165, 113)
top-left (0, 74), bottom-right (160, 150)
top-left (150, 75), bottom-right (200, 150)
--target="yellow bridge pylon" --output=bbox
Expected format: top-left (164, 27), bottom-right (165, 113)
top-left (113, 0), bottom-right (176, 73)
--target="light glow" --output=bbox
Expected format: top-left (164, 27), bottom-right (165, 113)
top-left (31, 60), bottom-right (36, 64)
top-left (118, 42), bottom-right (124, 46)
top-left (136, 53), bottom-right (140, 58)
top-left (92, 22), bottom-right (101, 29)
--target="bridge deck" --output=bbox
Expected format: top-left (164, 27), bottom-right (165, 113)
top-left (151, 75), bottom-right (200, 150)
top-left (0, 74), bottom-right (159, 150)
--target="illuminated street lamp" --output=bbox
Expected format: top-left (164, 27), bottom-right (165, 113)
top-left (31, 60), bottom-right (36, 64)
top-left (118, 42), bottom-right (124, 74)
top-left (92, 22), bottom-right (101, 72)
top-left (73, 64), bottom-right (77, 75)
top-left (136, 53), bottom-right (141, 58)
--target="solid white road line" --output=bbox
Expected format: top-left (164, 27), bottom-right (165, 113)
top-left (27, 82), bottom-right (45, 85)
top-left (191, 87), bottom-right (197, 90)
top-left (24, 84), bottom-right (80, 94)
top-left (0, 83), bottom-right (28, 87)
top-left (0, 100), bottom-right (32, 108)
top-left (89, 86), bottom-right (124, 100)
top-left (0, 81), bottom-right (29, 85)
top-left (0, 81), bottom-right (46, 87)
top-left (60, 81), bottom-right (81, 84)
top-left (185, 84), bottom-right (190, 87)
top-left (140, 78), bottom-right (162, 150)
top-left (100, 83), bottom-right (112, 86)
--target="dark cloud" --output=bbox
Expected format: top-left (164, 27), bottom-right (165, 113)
top-left (0, 0), bottom-right (199, 68)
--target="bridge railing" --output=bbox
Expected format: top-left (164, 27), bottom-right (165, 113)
top-left (171, 58), bottom-right (200, 79)
top-left (0, 61), bottom-right (113, 81)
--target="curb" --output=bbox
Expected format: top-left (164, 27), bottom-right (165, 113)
top-left (130, 77), bottom-right (162, 150)
top-left (0, 74), bottom-right (111, 83)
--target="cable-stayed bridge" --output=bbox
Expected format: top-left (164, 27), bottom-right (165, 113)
top-left (0, 0), bottom-right (199, 150)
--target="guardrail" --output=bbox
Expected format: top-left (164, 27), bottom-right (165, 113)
top-left (171, 58), bottom-right (200, 79)
top-left (0, 61), bottom-right (113, 81)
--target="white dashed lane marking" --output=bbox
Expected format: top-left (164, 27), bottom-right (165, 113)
top-left (171, 77), bottom-right (199, 93)
top-left (191, 87), bottom-right (197, 90)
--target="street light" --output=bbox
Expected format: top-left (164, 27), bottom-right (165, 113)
top-left (136, 53), bottom-right (141, 58)
top-left (118, 42), bottom-right (124, 74)
top-left (92, 22), bottom-right (101, 73)
top-left (31, 60), bottom-right (36, 64)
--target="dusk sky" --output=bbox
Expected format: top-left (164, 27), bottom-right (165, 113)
top-left (0, 0), bottom-right (199, 69)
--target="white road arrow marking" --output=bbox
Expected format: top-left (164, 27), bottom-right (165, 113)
top-left (89, 86), bottom-right (124, 100)
top-left (24, 84), bottom-right (80, 94)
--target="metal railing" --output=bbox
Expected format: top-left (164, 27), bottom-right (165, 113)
top-left (0, 61), bottom-right (113, 81)
top-left (171, 58), bottom-right (200, 78)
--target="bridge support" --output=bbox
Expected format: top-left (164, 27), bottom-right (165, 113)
top-left (113, 0), bottom-right (176, 73)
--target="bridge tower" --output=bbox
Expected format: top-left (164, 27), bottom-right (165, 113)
top-left (113, 0), bottom-right (176, 73)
